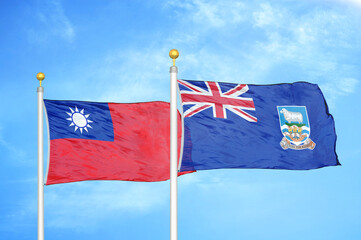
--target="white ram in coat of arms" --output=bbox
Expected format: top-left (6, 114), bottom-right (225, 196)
top-left (277, 106), bottom-right (316, 150)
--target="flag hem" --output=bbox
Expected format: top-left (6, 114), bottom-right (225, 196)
top-left (43, 100), bottom-right (51, 185)
top-left (177, 80), bottom-right (185, 171)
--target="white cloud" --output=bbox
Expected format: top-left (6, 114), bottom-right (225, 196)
top-left (44, 181), bottom-right (168, 229)
top-left (179, 170), bottom-right (294, 221)
top-left (248, 3), bottom-right (361, 101)
top-left (320, 77), bottom-right (359, 108)
top-left (42, 45), bottom-right (174, 103)
top-left (29, 0), bottom-right (75, 43)
top-left (332, 0), bottom-right (361, 7)
top-left (0, 126), bottom-right (26, 161)
top-left (339, 78), bottom-right (359, 93)
top-left (67, 1), bottom-right (359, 106)
top-left (165, 0), bottom-right (246, 28)
top-left (3, 180), bottom-right (168, 231)
top-left (253, 2), bottom-right (283, 28)
top-left (88, 48), bottom-right (172, 103)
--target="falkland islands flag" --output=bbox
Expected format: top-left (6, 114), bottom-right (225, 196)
top-left (44, 100), bottom-right (185, 185)
top-left (178, 80), bottom-right (340, 172)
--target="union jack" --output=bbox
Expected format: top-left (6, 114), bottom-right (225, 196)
top-left (178, 79), bottom-right (257, 122)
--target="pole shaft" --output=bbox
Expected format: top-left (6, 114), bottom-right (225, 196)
top-left (37, 86), bottom-right (44, 240)
top-left (170, 66), bottom-right (178, 240)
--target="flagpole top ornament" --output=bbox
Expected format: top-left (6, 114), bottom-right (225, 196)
top-left (37, 72), bottom-right (45, 87)
top-left (169, 49), bottom-right (179, 66)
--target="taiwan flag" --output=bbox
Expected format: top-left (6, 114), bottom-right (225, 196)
top-left (44, 100), bottom-right (185, 185)
top-left (178, 80), bottom-right (340, 172)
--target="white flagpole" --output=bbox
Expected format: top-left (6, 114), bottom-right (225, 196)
top-left (169, 49), bottom-right (179, 240)
top-left (37, 72), bottom-right (45, 240)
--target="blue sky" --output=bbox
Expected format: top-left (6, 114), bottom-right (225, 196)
top-left (1, 0), bottom-right (361, 239)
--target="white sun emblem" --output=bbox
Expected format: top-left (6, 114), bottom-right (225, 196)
top-left (66, 106), bottom-right (93, 134)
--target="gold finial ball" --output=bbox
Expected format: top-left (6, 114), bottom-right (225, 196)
top-left (36, 72), bottom-right (45, 81)
top-left (169, 49), bottom-right (179, 60)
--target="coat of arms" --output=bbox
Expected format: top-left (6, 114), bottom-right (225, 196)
top-left (277, 106), bottom-right (316, 150)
